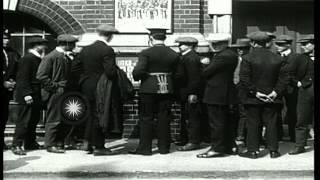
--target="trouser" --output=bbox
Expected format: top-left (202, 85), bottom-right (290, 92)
top-left (180, 102), bottom-right (201, 144)
top-left (295, 84), bottom-right (314, 147)
top-left (237, 104), bottom-right (247, 138)
top-left (12, 103), bottom-right (41, 147)
top-left (44, 91), bottom-right (70, 147)
top-left (136, 94), bottom-right (172, 154)
top-left (1, 94), bottom-right (10, 140)
top-left (284, 88), bottom-right (298, 141)
top-left (244, 104), bottom-right (281, 152)
top-left (207, 104), bottom-right (236, 153)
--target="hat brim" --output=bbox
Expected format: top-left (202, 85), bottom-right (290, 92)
top-left (229, 44), bottom-right (250, 48)
top-left (297, 39), bottom-right (313, 43)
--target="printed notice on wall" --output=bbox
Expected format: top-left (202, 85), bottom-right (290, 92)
top-left (116, 56), bottom-right (140, 86)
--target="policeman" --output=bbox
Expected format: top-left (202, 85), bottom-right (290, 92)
top-left (175, 37), bottom-right (202, 151)
top-left (197, 34), bottom-right (239, 158)
top-left (239, 31), bottom-right (289, 159)
top-left (289, 34), bottom-right (314, 155)
top-left (274, 34), bottom-right (302, 142)
top-left (2, 29), bottom-right (19, 149)
top-left (12, 37), bottom-right (48, 155)
top-left (131, 27), bottom-right (179, 155)
top-left (37, 34), bottom-right (78, 153)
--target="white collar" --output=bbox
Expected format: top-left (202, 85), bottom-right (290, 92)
top-left (55, 47), bottom-right (66, 53)
top-left (29, 49), bottom-right (42, 58)
top-left (97, 37), bottom-right (109, 46)
top-left (182, 49), bottom-right (192, 56)
top-left (281, 49), bottom-right (291, 57)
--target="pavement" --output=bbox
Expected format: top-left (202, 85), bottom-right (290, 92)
top-left (3, 138), bottom-right (314, 179)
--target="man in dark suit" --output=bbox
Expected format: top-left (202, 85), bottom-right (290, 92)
top-left (274, 35), bottom-right (304, 142)
top-left (174, 37), bottom-right (202, 151)
top-left (2, 29), bottom-right (19, 150)
top-left (37, 34), bottom-right (78, 153)
top-left (197, 34), bottom-right (239, 158)
top-left (12, 37), bottom-right (48, 155)
top-left (130, 27), bottom-right (179, 155)
top-left (239, 31), bottom-right (289, 159)
top-left (289, 35), bottom-right (314, 155)
top-left (77, 24), bottom-right (120, 156)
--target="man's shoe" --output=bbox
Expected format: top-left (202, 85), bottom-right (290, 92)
top-left (236, 136), bottom-right (245, 142)
top-left (128, 150), bottom-right (152, 156)
top-left (197, 150), bottom-right (224, 158)
top-left (239, 151), bottom-right (259, 159)
top-left (12, 146), bottom-right (26, 155)
top-left (47, 146), bottom-right (65, 153)
top-left (177, 143), bottom-right (200, 151)
top-left (270, 151), bottom-right (281, 158)
top-left (24, 142), bottom-right (42, 150)
top-left (174, 141), bottom-right (188, 146)
top-left (289, 147), bottom-right (305, 155)
top-left (225, 147), bottom-right (239, 155)
top-left (93, 148), bottom-right (118, 156)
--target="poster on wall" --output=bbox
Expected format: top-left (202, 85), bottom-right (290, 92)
top-left (115, 0), bottom-right (172, 33)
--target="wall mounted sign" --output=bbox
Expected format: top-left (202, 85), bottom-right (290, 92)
top-left (115, 0), bottom-right (172, 33)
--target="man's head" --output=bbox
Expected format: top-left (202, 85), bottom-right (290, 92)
top-left (274, 35), bottom-right (293, 53)
top-left (147, 27), bottom-right (167, 46)
top-left (57, 34), bottom-right (78, 51)
top-left (247, 31), bottom-right (271, 48)
top-left (96, 24), bottom-right (119, 42)
top-left (28, 36), bottom-right (48, 54)
top-left (3, 29), bottom-right (10, 48)
top-left (266, 32), bottom-right (276, 48)
top-left (205, 34), bottom-right (230, 53)
top-left (230, 38), bottom-right (251, 56)
top-left (297, 34), bottom-right (314, 54)
top-left (175, 37), bottom-right (198, 53)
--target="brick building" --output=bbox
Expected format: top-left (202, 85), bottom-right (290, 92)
top-left (3, 0), bottom-right (314, 139)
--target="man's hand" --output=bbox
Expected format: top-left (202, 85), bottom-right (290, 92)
top-left (297, 81), bottom-right (302, 88)
top-left (24, 95), bottom-right (33, 104)
top-left (256, 92), bottom-right (272, 103)
top-left (200, 57), bottom-right (210, 65)
top-left (267, 91), bottom-right (277, 102)
top-left (3, 79), bottom-right (16, 91)
top-left (188, 95), bottom-right (198, 104)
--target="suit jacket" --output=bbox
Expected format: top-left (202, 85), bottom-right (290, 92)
top-left (202, 48), bottom-right (239, 105)
top-left (15, 52), bottom-right (42, 104)
top-left (239, 47), bottom-right (289, 104)
top-left (297, 54), bottom-right (314, 88)
top-left (78, 40), bottom-right (117, 100)
top-left (2, 47), bottom-right (19, 99)
top-left (132, 44), bottom-right (179, 94)
top-left (175, 50), bottom-right (202, 101)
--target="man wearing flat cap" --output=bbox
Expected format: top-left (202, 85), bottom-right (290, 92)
top-left (37, 34), bottom-right (78, 153)
top-left (12, 36), bottom-right (48, 155)
top-left (77, 24), bottom-right (120, 156)
top-left (197, 34), bottom-right (239, 158)
top-left (274, 34), bottom-right (304, 143)
top-left (289, 34), bottom-right (314, 155)
top-left (131, 27), bottom-right (179, 155)
top-left (174, 37), bottom-right (203, 151)
top-left (2, 29), bottom-right (19, 150)
top-left (239, 31), bottom-right (289, 159)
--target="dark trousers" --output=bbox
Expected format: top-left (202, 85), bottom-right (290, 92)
top-left (180, 102), bottom-right (201, 144)
top-left (84, 100), bottom-right (106, 149)
top-left (295, 84), bottom-right (314, 147)
top-left (136, 94), bottom-right (172, 154)
top-left (207, 104), bottom-right (236, 153)
top-left (44, 92), bottom-right (70, 147)
top-left (237, 104), bottom-right (247, 138)
top-left (244, 104), bottom-right (281, 152)
top-left (284, 88), bottom-right (298, 141)
top-left (1, 94), bottom-right (10, 140)
top-left (12, 103), bottom-right (41, 147)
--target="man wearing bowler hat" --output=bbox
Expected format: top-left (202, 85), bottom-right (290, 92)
top-left (12, 36), bottom-right (48, 155)
top-left (289, 34), bottom-right (314, 155)
top-left (274, 34), bottom-right (304, 142)
top-left (2, 29), bottom-right (19, 150)
top-left (131, 27), bottom-right (179, 155)
top-left (197, 34), bottom-right (239, 158)
top-left (77, 24), bottom-right (120, 156)
top-left (37, 34), bottom-right (78, 153)
top-left (174, 37), bottom-right (202, 151)
top-left (239, 31), bottom-right (289, 159)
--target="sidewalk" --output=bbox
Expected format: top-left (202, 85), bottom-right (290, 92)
top-left (3, 138), bottom-right (314, 179)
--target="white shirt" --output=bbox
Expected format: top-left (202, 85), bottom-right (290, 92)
top-left (182, 49), bottom-right (192, 56)
top-left (28, 49), bottom-right (42, 58)
top-left (280, 49), bottom-right (291, 57)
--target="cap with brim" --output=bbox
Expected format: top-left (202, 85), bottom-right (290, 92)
top-left (247, 31), bottom-right (270, 42)
top-left (266, 32), bottom-right (276, 39)
top-left (297, 34), bottom-right (314, 43)
top-left (274, 34), bottom-right (293, 43)
top-left (97, 24), bottom-right (119, 34)
top-left (147, 27), bottom-right (168, 40)
top-left (28, 37), bottom-right (48, 44)
top-left (229, 38), bottom-right (251, 48)
top-left (205, 33), bottom-right (230, 43)
top-left (175, 37), bottom-right (198, 45)
top-left (57, 34), bottom-right (78, 43)
top-left (3, 29), bottom-right (10, 38)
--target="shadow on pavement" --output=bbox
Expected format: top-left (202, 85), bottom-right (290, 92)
top-left (3, 156), bottom-right (41, 171)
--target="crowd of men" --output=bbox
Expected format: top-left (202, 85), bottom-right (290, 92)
top-left (1, 25), bottom-right (314, 159)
